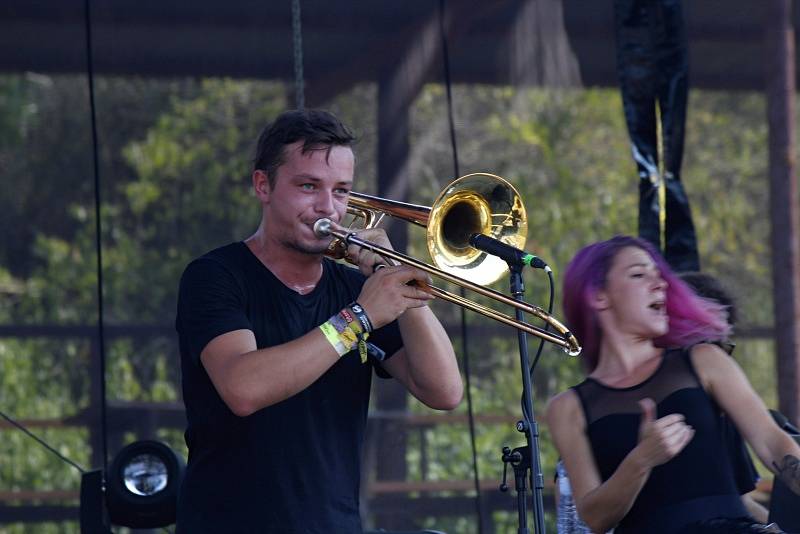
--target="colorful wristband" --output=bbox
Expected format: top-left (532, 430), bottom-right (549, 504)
top-left (319, 321), bottom-right (349, 357)
top-left (320, 305), bottom-right (375, 362)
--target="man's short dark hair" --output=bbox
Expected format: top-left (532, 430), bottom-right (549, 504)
top-left (679, 271), bottom-right (738, 327)
top-left (253, 109), bottom-right (356, 189)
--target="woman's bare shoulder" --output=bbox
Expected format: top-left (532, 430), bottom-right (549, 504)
top-left (545, 388), bottom-right (582, 425)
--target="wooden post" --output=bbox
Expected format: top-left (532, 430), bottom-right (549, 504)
top-left (765, 0), bottom-right (800, 425)
top-left (371, 73), bottom-right (414, 531)
top-left (371, 7), bottom-right (445, 524)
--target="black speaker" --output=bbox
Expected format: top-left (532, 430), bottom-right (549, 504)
top-left (79, 469), bottom-right (112, 534)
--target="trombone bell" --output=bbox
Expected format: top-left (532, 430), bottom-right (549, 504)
top-left (347, 173), bottom-right (527, 286)
top-left (428, 173), bottom-right (527, 286)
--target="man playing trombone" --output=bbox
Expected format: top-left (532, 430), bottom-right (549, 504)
top-left (174, 109), bottom-right (462, 533)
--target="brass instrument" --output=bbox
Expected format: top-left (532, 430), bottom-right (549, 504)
top-left (315, 173), bottom-right (581, 356)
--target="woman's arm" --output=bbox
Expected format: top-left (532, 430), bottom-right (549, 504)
top-left (546, 390), bottom-right (694, 533)
top-left (692, 343), bottom-right (800, 495)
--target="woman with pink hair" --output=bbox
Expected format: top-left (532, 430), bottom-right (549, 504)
top-left (546, 236), bottom-right (800, 533)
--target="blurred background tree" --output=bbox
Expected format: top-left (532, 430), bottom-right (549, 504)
top-left (0, 72), bottom-right (778, 532)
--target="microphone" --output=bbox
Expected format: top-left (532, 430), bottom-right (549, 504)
top-left (469, 233), bottom-right (548, 270)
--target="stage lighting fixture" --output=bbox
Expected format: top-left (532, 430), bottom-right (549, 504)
top-left (80, 440), bottom-right (185, 533)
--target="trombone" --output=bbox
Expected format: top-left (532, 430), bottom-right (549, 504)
top-left (314, 173), bottom-right (581, 356)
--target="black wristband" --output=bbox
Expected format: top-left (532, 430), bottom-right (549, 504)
top-left (348, 302), bottom-right (373, 333)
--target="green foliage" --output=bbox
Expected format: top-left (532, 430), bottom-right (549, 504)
top-left (400, 83), bottom-right (778, 531)
top-left (0, 73), bottom-right (784, 533)
top-left (0, 75), bottom-right (288, 530)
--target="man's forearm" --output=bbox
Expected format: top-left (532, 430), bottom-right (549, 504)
top-left (397, 307), bottom-right (462, 408)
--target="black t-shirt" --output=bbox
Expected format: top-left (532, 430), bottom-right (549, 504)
top-left (572, 348), bottom-right (748, 534)
top-left (175, 242), bottom-right (402, 533)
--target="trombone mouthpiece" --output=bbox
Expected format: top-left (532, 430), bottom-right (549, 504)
top-left (313, 218), bottom-right (332, 237)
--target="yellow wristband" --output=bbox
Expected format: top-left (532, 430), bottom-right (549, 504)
top-left (320, 321), bottom-right (348, 357)
top-left (339, 326), bottom-right (359, 347)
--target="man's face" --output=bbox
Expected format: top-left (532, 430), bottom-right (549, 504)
top-left (262, 140), bottom-right (354, 255)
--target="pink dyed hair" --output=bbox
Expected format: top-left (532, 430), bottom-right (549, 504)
top-left (562, 236), bottom-right (731, 372)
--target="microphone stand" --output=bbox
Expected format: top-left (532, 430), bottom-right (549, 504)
top-left (499, 262), bottom-right (547, 534)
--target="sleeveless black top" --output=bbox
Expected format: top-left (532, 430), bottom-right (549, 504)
top-left (572, 348), bottom-right (748, 533)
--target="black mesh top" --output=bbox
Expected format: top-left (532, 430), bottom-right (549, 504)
top-left (572, 348), bottom-right (748, 533)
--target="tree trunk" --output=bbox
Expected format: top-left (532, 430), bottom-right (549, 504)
top-left (766, 0), bottom-right (800, 425)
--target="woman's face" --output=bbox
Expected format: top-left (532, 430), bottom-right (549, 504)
top-left (596, 246), bottom-right (669, 339)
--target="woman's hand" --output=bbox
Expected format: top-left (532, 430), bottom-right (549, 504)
top-left (634, 398), bottom-right (695, 469)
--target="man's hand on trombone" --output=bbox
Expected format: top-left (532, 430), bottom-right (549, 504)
top-left (325, 220), bottom-right (435, 329)
top-left (338, 223), bottom-right (394, 275)
top-left (357, 265), bottom-right (434, 329)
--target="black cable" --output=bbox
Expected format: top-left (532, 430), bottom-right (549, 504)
top-left (291, 0), bottom-right (305, 110)
top-left (438, 1), bottom-right (486, 531)
top-left (83, 0), bottom-right (110, 474)
top-left (529, 269), bottom-right (555, 375)
top-left (522, 269), bottom-right (554, 423)
top-left (0, 409), bottom-right (86, 474)
top-left (439, 0), bottom-right (460, 172)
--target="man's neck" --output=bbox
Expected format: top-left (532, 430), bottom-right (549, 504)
top-left (245, 231), bottom-right (324, 295)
